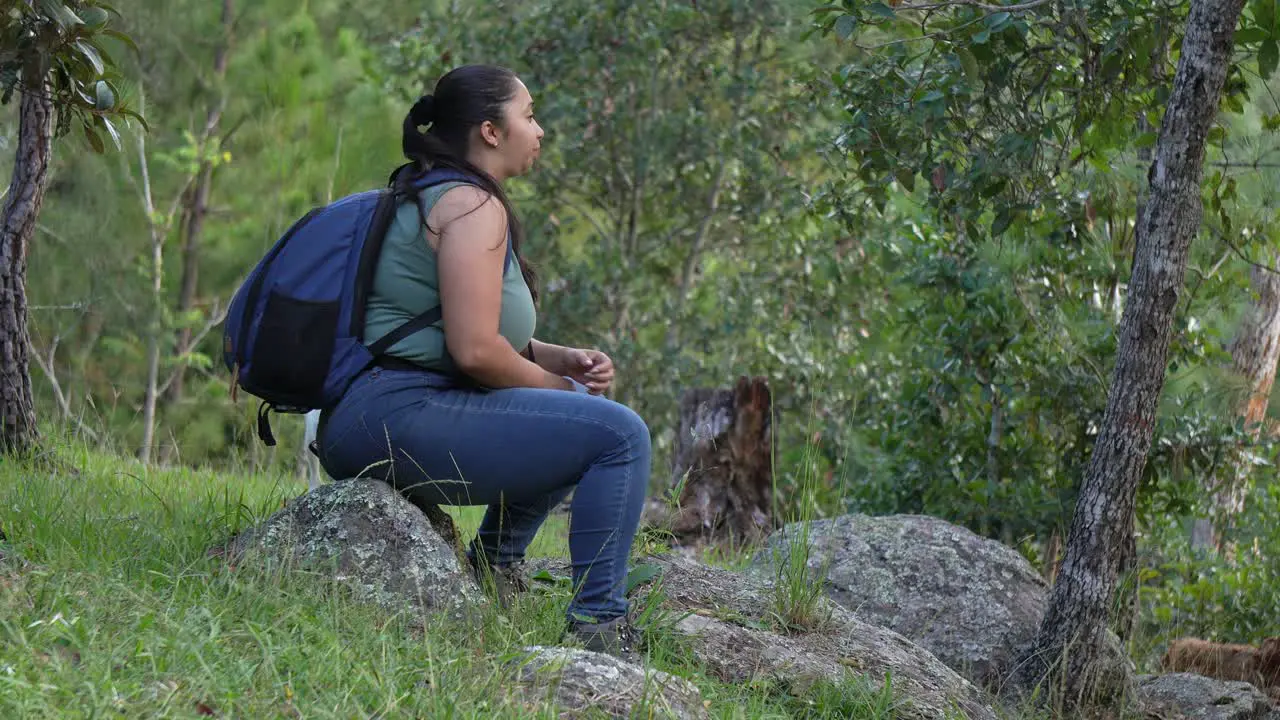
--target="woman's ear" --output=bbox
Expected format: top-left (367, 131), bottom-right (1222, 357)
top-left (479, 119), bottom-right (503, 149)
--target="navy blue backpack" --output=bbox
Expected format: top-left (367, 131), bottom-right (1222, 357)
top-left (222, 166), bottom-right (506, 446)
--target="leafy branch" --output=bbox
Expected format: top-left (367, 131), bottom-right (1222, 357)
top-left (890, 0), bottom-right (1052, 12)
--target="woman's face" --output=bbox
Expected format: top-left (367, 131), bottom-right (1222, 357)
top-left (499, 78), bottom-right (544, 177)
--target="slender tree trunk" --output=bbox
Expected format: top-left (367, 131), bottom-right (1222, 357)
top-left (1228, 259), bottom-right (1280, 440)
top-left (1193, 256), bottom-right (1280, 548)
top-left (1016, 0), bottom-right (1245, 707)
top-left (138, 130), bottom-right (164, 466)
top-left (0, 89), bottom-right (54, 455)
top-left (167, 0), bottom-right (233, 406)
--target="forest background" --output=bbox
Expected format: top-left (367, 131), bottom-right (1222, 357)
top-left (3, 0), bottom-right (1280, 689)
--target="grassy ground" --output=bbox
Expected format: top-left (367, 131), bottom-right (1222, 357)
top-left (0, 440), bottom-right (912, 719)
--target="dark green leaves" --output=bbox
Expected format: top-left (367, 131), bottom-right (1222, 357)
top-left (835, 15), bottom-right (857, 40)
top-left (866, 3), bottom-right (897, 19)
top-left (991, 207), bottom-right (1015, 237)
top-left (1253, 0), bottom-right (1278, 36)
top-left (956, 48), bottom-right (982, 88)
top-left (1234, 27), bottom-right (1270, 43)
top-left (985, 12), bottom-right (1012, 30)
top-left (0, 1), bottom-right (144, 151)
top-left (74, 40), bottom-right (105, 76)
top-left (1260, 38), bottom-right (1279, 78)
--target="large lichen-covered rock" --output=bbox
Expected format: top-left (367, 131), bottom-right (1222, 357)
top-left (749, 514), bottom-right (1047, 690)
top-left (511, 646), bottom-right (708, 719)
top-left (224, 479), bottom-right (479, 617)
top-left (1136, 673), bottom-right (1277, 720)
top-left (529, 553), bottom-right (996, 720)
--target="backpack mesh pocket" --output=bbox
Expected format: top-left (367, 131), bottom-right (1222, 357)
top-left (247, 291), bottom-right (339, 401)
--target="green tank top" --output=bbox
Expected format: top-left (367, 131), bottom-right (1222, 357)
top-left (362, 182), bottom-right (537, 374)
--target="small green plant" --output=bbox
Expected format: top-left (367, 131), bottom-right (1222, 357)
top-left (767, 415), bottom-right (836, 634)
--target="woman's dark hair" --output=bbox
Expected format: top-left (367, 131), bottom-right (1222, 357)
top-left (396, 64), bottom-right (537, 301)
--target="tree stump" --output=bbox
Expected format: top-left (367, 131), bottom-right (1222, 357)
top-left (652, 376), bottom-right (774, 548)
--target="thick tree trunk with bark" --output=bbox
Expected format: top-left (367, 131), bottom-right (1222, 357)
top-left (651, 376), bottom-right (774, 547)
top-left (0, 89), bottom-right (54, 455)
top-left (1016, 0), bottom-right (1245, 707)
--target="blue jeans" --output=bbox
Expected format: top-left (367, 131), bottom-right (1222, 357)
top-left (315, 365), bottom-right (651, 622)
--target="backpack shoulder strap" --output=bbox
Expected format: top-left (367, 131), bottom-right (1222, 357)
top-left (365, 180), bottom-right (516, 359)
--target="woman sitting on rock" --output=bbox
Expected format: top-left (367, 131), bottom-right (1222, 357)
top-left (315, 64), bottom-right (651, 656)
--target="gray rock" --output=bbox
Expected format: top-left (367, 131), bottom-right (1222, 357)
top-left (512, 646), bottom-right (708, 719)
top-left (1137, 673), bottom-right (1275, 719)
top-left (529, 553), bottom-right (996, 720)
top-left (225, 479), bottom-right (480, 617)
top-left (749, 513), bottom-right (1048, 689)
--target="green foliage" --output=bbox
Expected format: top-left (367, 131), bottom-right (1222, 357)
top-left (11, 3), bottom-right (1280, 714)
top-left (837, 222), bottom-right (1105, 539)
top-left (6, 0), bottom-right (1278, 556)
top-left (23, 0), bottom-right (408, 466)
top-left (1135, 475), bottom-right (1280, 667)
top-left (813, 0), bottom-right (1191, 235)
top-left (0, 0), bottom-right (144, 150)
top-left (793, 0), bottom-right (1280, 546)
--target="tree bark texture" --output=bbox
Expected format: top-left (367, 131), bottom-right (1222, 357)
top-left (656, 376), bottom-right (774, 547)
top-left (1018, 0), bottom-right (1246, 707)
top-left (0, 89), bottom-right (54, 454)
top-left (1229, 260), bottom-right (1280, 435)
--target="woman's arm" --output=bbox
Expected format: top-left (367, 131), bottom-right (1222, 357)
top-left (528, 338), bottom-right (571, 376)
top-left (435, 188), bottom-right (572, 391)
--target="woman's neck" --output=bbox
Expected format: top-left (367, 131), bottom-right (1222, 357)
top-left (466, 149), bottom-right (508, 185)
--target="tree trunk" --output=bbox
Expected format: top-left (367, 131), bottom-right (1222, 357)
top-left (138, 128), bottom-right (164, 466)
top-left (1231, 262), bottom-right (1280, 428)
top-left (1193, 256), bottom-right (1280, 549)
top-left (167, 0), bottom-right (233, 406)
top-left (1016, 0), bottom-right (1245, 708)
top-left (649, 376), bottom-right (774, 548)
top-left (0, 89), bottom-right (54, 455)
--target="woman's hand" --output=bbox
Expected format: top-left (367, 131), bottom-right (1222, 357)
top-left (564, 348), bottom-right (615, 395)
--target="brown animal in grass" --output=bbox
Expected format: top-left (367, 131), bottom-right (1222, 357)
top-left (1161, 636), bottom-right (1280, 691)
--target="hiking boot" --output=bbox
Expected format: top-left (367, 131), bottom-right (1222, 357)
top-left (566, 615), bottom-right (641, 661)
top-left (468, 556), bottom-right (529, 608)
